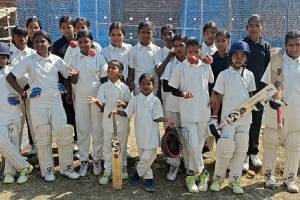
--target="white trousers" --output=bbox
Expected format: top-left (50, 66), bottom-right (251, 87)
top-left (136, 148), bottom-right (157, 179)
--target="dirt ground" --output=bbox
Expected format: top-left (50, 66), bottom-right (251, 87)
top-left (0, 122), bottom-right (299, 200)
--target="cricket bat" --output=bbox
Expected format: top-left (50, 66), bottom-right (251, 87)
top-left (112, 113), bottom-right (122, 190)
top-left (270, 48), bottom-right (285, 129)
top-left (209, 84), bottom-right (277, 138)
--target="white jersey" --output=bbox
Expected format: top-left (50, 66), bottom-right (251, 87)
top-left (201, 42), bottom-right (217, 56)
top-left (128, 42), bottom-right (161, 90)
top-left (168, 59), bottom-right (214, 123)
top-left (160, 57), bottom-right (183, 112)
top-left (124, 93), bottom-right (163, 149)
top-left (63, 41), bottom-right (102, 65)
top-left (214, 67), bottom-right (256, 125)
top-left (70, 51), bottom-right (107, 104)
top-left (261, 53), bottom-right (300, 131)
top-left (154, 46), bottom-right (172, 66)
top-left (12, 53), bottom-right (69, 108)
top-left (97, 79), bottom-right (132, 132)
top-left (0, 65), bottom-right (21, 126)
top-left (101, 43), bottom-right (132, 80)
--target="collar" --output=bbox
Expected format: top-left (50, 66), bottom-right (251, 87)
top-left (35, 52), bottom-right (54, 63)
top-left (229, 65), bottom-right (244, 72)
top-left (109, 43), bottom-right (127, 51)
top-left (244, 36), bottom-right (265, 45)
top-left (140, 92), bottom-right (154, 100)
top-left (184, 59), bottom-right (203, 67)
top-left (137, 42), bottom-right (154, 51)
top-left (283, 53), bottom-right (300, 64)
top-left (10, 44), bottom-right (31, 55)
top-left (108, 79), bottom-right (122, 87)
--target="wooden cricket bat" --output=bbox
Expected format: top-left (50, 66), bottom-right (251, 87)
top-left (270, 48), bottom-right (284, 129)
top-left (112, 113), bottom-right (122, 190)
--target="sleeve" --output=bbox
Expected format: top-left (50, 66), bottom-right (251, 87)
top-left (208, 64), bottom-right (214, 84)
top-left (154, 49), bottom-right (163, 66)
top-left (97, 84), bottom-right (106, 104)
top-left (101, 48), bottom-right (109, 62)
top-left (124, 97), bottom-right (135, 117)
top-left (152, 98), bottom-right (164, 120)
top-left (128, 47), bottom-right (135, 69)
top-left (11, 58), bottom-right (29, 79)
top-left (93, 42), bottom-right (102, 53)
top-left (264, 44), bottom-right (271, 70)
top-left (248, 72), bottom-right (257, 92)
top-left (123, 86), bottom-right (132, 102)
top-left (63, 46), bottom-right (72, 65)
top-left (160, 62), bottom-right (171, 81)
top-left (97, 53), bottom-right (108, 78)
top-left (168, 65), bottom-right (180, 89)
top-left (213, 71), bottom-right (225, 95)
top-left (261, 63), bottom-right (271, 84)
top-left (58, 59), bottom-right (69, 79)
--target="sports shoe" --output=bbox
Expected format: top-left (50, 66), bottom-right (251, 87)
top-left (265, 173), bottom-right (279, 189)
top-left (63, 165), bottom-right (80, 180)
top-left (44, 167), bottom-right (55, 182)
top-left (198, 170), bottom-right (209, 192)
top-left (210, 177), bottom-right (224, 192)
top-left (242, 156), bottom-right (249, 172)
top-left (122, 166), bottom-right (128, 180)
top-left (230, 179), bottom-right (244, 194)
top-left (79, 161), bottom-right (89, 177)
top-left (144, 179), bottom-right (155, 192)
top-left (99, 170), bottom-right (111, 185)
top-left (250, 154), bottom-right (262, 167)
top-left (3, 172), bottom-right (14, 184)
top-left (17, 165), bottom-right (33, 184)
top-left (283, 176), bottom-right (299, 193)
top-left (92, 160), bottom-right (102, 176)
top-left (167, 165), bottom-right (179, 181)
top-left (129, 169), bottom-right (140, 186)
top-left (185, 175), bottom-right (199, 193)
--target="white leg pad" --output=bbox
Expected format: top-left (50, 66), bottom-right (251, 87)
top-left (214, 138), bottom-right (235, 181)
top-left (229, 133), bottom-right (248, 182)
top-left (35, 124), bottom-right (53, 177)
top-left (283, 131), bottom-right (300, 179)
top-left (4, 124), bottom-right (20, 174)
top-left (56, 125), bottom-right (74, 173)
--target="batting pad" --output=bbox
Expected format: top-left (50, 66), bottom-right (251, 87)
top-left (229, 133), bottom-right (248, 182)
top-left (35, 124), bottom-right (53, 177)
top-left (56, 125), bottom-right (74, 173)
top-left (262, 128), bottom-right (279, 176)
top-left (283, 131), bottom-right (300, 179)
top-left (214, 138), bottom-right (235, 181)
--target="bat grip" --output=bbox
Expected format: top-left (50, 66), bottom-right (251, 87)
top-left (277, 107), bottom-right (283, 129)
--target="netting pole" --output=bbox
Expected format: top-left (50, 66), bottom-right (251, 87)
top-left (227, 0), bottom-right (232, 34)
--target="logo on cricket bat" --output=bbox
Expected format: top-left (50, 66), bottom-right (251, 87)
top-left (112, 138), bottom-right (120, 159)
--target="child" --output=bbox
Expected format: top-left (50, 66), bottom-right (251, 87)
top-left (25, 16), bottom-right (42, 49)
top-left (160, 33), bottom-right (187, 181)
top-left (243, 14), bottom-right (271, 170)
top-left (115, 73), bottom-right (174, 192)
top-left (168, 38), bottom-right (214, 193)
top-left (0, 42), bottom-right (33, 184)
top-left (127, 21), bottom-right (161, 95)
top-left (261, 31), bottom-right (300, 193)
top-left (6, 30), bottom-right (80, 182)
top-left (87, 60), bottom-right (131, 184)
top-left (201, 21), bottom-right (218, 56)
top-left (101, 22), bottom-right (132, 81)
top-left (10, 25), bottom-right (36, 153)
top-left (209, 41), bottom-right (256, 194)
top-left (70, 30), bottom-right (107, 177)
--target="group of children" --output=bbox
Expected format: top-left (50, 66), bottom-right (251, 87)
top-left (0, 13), bottom-right (299, 195)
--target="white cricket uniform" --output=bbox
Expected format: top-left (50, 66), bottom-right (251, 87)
top-left (97, 80), bottom-right (132, 172)
top-left (0, 65), bottom-right (30, 173)
top-left (70, 51), bottom-right (107, 161)
top-left (124, 93), bottom-right (163, 179)
top-left (168, 59), bottom-right (214, 173)
top-left (212, 66), bottom-right (256, 182)
top-left (101, 43), bottom-right (132, 80)
top-left (201, 42), bottom-right (217, 56)
top-left (261, 53), bottom-right (300, 180)
top-left (128, 42), bottom-right (160, 95)
top-left (10, 44), bottom-right (36, 150)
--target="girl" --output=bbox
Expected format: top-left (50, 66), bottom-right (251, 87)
top-left (6, 30), bottom-right (80, 182)
top-left (243, 14), bottom-right (271, 170)
top-left (87, 60), bottom-right (131, 185)
top-left (70, 30), bottom-right (107, 177)
top-left (115, 73), bottom-right (174, 192)
top-left (201, 21), bottom-right (218, 56)
top-left (0, 42), bottom-right (33, 184)
top-left (160, 33), bottom-right (187, 181)
top-left (25, 16), bottom-right (42, 49)
top-left (101, 22), bottom-right (132, 81)
top-left (209, 41), bottom-right (256, 194)
top-left (127, 21), bottom-right (161, 95)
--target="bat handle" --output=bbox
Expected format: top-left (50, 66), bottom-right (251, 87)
top-left (277, 107), bottom-right (283, 129)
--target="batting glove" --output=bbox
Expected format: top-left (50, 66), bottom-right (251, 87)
top-left (29, 87), bottom-right (42, 98)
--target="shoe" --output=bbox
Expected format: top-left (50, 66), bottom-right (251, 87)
top-left (283, 176), bottom-right (299, 193)
top-left (242, 156), bottom-right (249, 172)
top-left (144, 179), bottom-right (155, 192)
top-left (17, 165), bottom-right (33, 184)
top-left (63, 165), bottom-right (80, 179)
top-left (129, 169), bottom-right (140, 186)
top-left (99, 170), bottom-right (111, 185)
top-left (44, 167), bottom-right (55, 182)
top-left (92, 160), bottom-right (102, 176)
top-left (79, 161), bottom-right (89, 177)
top-left (230, 179), bottom-right (244, 194)
top-left (265, 173), bottom-right (280, 189)
top-left (210, 177), bottom-right (224, 192)
top-left (3, 172), bottom-right (14, 184)
top-left (250, 154), bottom-right (262, 167)
top-left (198, 170), bottom-right (209, 192)
top-left (27, 144), bottom-right (37, 155)
top-left (167, 165), bottom-right (179, 181)
top-left (185, 175), bottom-right (199, 193)
top-left (122, 166), bottom-right (128, 180)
